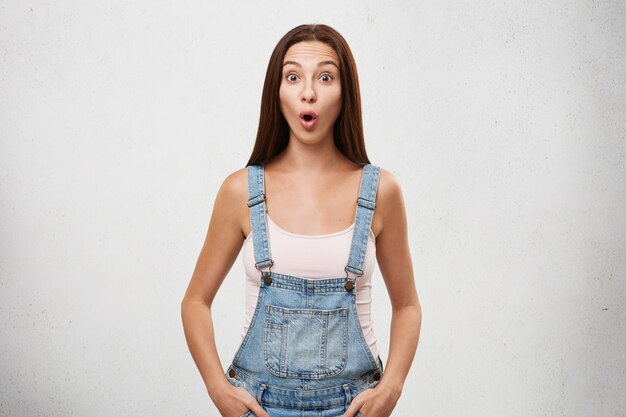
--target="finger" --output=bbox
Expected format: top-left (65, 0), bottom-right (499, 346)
top-left (344, 388), bottom-right (371, 417)
top-left (343, 402), bottom-right (362, 417)
top-left (247, 401), bottom-right (269, 417)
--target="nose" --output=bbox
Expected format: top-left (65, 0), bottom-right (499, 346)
top-left (301, 79), bottom-right (316, 103)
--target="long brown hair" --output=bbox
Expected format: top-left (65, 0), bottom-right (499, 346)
top-left (245, 24), bottom-right (370, 167)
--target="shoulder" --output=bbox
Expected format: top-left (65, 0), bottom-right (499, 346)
top-left (214, 166), bottom-right (249, 214)
top-left (374, 166), bottom-right (403, 205)
top-left (212, 166), bottom-right (251, 238)
top-left (372, 166), bottom-right (405, 230)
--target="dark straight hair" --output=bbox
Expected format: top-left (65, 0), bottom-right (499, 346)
top-left (245, 24), bottom-right (370, 167)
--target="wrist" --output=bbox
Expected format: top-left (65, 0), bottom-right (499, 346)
top-left (206, 375), bottom-right (230, 399)
top-left (376, 376), bottom-right (403, 399)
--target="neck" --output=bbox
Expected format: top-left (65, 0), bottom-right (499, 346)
top-left (274, 132), bottom-right (346, 173)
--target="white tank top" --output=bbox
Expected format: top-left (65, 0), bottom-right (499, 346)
top-left (241, 213), bottom-right (380, 360)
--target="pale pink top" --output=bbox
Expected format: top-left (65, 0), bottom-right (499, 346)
top-left (242, 214), bottom-right (380, 360)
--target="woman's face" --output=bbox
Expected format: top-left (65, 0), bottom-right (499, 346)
top-left (279, 40), bottom-right (341, 143)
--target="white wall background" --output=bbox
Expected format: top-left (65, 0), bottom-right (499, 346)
top-left (1, 1), bottom-right (624, 416)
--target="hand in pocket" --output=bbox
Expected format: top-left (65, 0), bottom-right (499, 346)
top-left (214, 384), bottom-right (269, 417)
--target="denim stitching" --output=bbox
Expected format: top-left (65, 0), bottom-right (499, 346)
top-left (349, 291), bottom-right (379, 370)
top-left (262, 305), bottom-right (348, 379)
top-left (233, 287), bottom-right (265, 365)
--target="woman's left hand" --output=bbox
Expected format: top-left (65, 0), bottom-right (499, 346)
top-left (342, 384), bottom-right (401, 417)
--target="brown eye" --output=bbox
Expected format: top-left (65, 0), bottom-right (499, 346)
top-left (319, 73), bottom-right (333, 82)
top-left (286, 74), bottom-right (299, 82)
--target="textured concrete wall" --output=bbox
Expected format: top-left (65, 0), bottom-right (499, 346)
top-left (1, 1), bottom-right (624, 416)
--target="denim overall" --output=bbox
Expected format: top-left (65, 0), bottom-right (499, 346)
top-left (224, 163), bottom-right (385, 417)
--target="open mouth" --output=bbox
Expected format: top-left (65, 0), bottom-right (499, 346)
top-left (299, 110), bottom-right (318, 121)
top-left (299, 110), bottom-right (318, 130)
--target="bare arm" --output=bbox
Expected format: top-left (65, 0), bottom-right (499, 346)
top-left (375, 169), bottom-right (422, 394)
top-left (180, 169), bottom-right (269, 417)
top-left (345, 169), bottom-right (422, 417)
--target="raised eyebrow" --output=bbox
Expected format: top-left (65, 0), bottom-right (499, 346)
top-left (282, 60), bottom-right (339, 69)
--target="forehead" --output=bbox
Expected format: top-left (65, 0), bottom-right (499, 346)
top-left (283, 40), bottom-right (339, 63)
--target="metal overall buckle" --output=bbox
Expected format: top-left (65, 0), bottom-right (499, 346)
top-left (344, 266), bottom-right (363, 291)
top-left (256, 259), bottom-right (274, 286)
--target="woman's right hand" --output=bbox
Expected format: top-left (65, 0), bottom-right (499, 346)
top-left (213, 382), bottom-right (269, 417)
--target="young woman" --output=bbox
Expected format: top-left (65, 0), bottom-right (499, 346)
top-left (181, 24), bottom-right (422, 417)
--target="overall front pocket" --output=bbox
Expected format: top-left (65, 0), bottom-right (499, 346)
top-left (263, 304), bottom-right (348, 379)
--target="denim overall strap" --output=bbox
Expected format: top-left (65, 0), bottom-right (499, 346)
top-left (345, 163), bottom-right (381, 277)
top-left (246, 164), bottom-right (273, 271)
